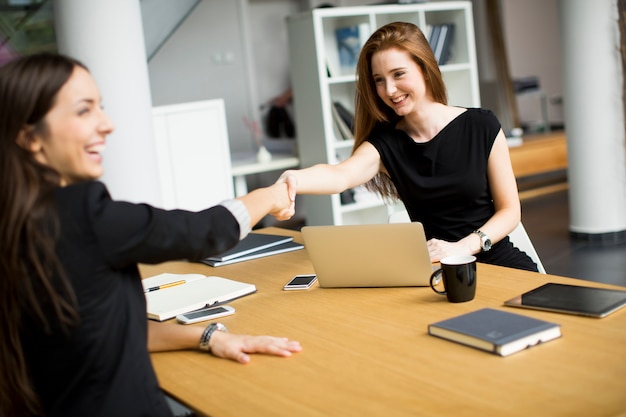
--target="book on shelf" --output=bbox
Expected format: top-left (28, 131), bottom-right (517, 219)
top-left (143, 273), bottom-right (256, 321)
top-left (333, 102), bottom-right (355, 131)
top-left (330, 109), bottom-right (345, 141)
top-left (331, 101), bottom-right (354, 140)
top-left (202, 241), bottom-right (304, 267)
top-left (428, 308), bottom-right (561, 356)
top-left (429, 23), bottom-right (455, 65)
top-left (206, 232), bottom-right (293, 262)
top-left (427, 24), bottom-right (441, 53)
top-left (438, 23), bottom-right (455, 65)
top-left (335, 23), bottom-right (370, 73)
top-left (325, 55), bottom-right (337, 78)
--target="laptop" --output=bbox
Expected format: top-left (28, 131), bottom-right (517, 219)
top-left (301, 223), bottom-right (433, 288)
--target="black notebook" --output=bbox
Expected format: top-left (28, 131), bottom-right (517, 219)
top-left (206, 233), bottom-right (293, 262)
top-left (203, 241), bottom-right (304, 267)
top-left (504, 283), bottom-right (626, 318)
top-left (428, 308), bottom-right (561, 356)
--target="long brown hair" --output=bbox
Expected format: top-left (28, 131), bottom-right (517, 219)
top-left (353, 22), bottom-right (448, 200)
top-left (0, 53), bottom-right (84, 416)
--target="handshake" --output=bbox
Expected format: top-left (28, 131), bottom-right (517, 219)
top-left (268, 172), bottom-right (298, 221)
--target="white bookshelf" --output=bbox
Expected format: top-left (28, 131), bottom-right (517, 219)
top-left (286, 2), bottom-right (480, 226)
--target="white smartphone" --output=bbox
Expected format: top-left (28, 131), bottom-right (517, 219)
top-left (283, 274), bottom-right (317, 290)
top-left (176, 305), bottom-right (235, 324)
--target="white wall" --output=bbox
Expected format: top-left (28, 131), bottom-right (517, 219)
top-left (140, 0), bottom-right (199, 60)
top-left (147, 0), bottom-right (257, 154)
top-left (248, 0), bottom-right (300, 109)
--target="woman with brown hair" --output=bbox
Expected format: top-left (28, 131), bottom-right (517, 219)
top-left (278, 22), bottom-right (537, 271)
top-left (0, 53), bottom-right (301, 417)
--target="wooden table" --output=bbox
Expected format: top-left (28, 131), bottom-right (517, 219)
top-left (140, 228), bottom-right (626, 417)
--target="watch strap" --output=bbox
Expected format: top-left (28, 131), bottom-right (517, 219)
top-left (199, 322), bottom-right (228, 352)
top-left (472, 229), bottom-right (492, 252)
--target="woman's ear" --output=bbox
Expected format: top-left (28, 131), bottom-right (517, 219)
top-left (16, 126), bottom-right (43, 153)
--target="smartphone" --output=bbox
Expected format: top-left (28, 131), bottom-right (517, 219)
top-left (283, 274), bottom-right (317, 290)
top-left (176, 305), bottom-right (235, 324)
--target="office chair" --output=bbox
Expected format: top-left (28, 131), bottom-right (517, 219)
top-left (508, 222), bottom-right (547, 274)
top-left (387, 209), bottom-right (546, 274)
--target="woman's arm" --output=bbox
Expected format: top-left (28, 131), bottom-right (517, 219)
top-left (427, 130), bottom-right (521, 260)
top-left (474, 129), bottom-right (522, 245)
top-left (276, 142), bottom-right (381, 194)
top-left (147, 321), bottom-right (302, 364)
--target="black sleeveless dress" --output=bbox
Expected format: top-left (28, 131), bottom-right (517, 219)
top-left (367, 108), bottom-right (537, 271)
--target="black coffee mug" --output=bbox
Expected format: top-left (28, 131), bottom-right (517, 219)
top-left (430, 255), bottom-right (477, 303)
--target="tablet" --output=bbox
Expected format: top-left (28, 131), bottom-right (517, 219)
top-left (504, 283), bottom-right (626, 318)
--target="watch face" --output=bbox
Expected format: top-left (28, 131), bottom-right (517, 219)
top-left (473, 230), bottom-right (491, 251)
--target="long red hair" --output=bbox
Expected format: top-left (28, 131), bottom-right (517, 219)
top-left (353, 22), bottom-right (448, 200)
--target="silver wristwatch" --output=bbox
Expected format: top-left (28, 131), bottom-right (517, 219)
top-left (473, 229), bottom-right (492, 252)
top-left (199, 322), bottom-right (228, 352)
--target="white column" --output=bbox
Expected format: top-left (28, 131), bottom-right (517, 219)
top-left (558, 0), bottom-right (626, 242)
top-left (52, 0), bottom-right (161, 206)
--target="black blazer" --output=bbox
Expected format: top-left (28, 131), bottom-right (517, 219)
top-left (21, 181), bottom-right (240, 417)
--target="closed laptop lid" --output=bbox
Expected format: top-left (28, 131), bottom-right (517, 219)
top-left (301, 223), bottom-right (432, 288)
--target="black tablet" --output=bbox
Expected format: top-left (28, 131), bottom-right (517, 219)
top-left (504, 283), bottom-right (626, 318)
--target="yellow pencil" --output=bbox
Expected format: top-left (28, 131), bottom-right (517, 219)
top-left (144, 280), bottom-right (186, 293)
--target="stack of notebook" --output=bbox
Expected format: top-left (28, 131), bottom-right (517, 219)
top-left (202, 233), bottom-right (304, 267)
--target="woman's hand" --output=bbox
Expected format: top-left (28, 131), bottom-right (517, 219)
top-left (147, 321), bottom-right (301, 363)
top-left (209, 331), bottom-right (302, 364)
top-left (271, 174), bottom-right (297, 220)
top-left (275, 170), bottom-right (296, 187)
top-left (427, 238), bottom-right (474, 263)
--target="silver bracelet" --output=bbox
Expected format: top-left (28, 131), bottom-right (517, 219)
top-left (199, 322), bottom-right (228, 352)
